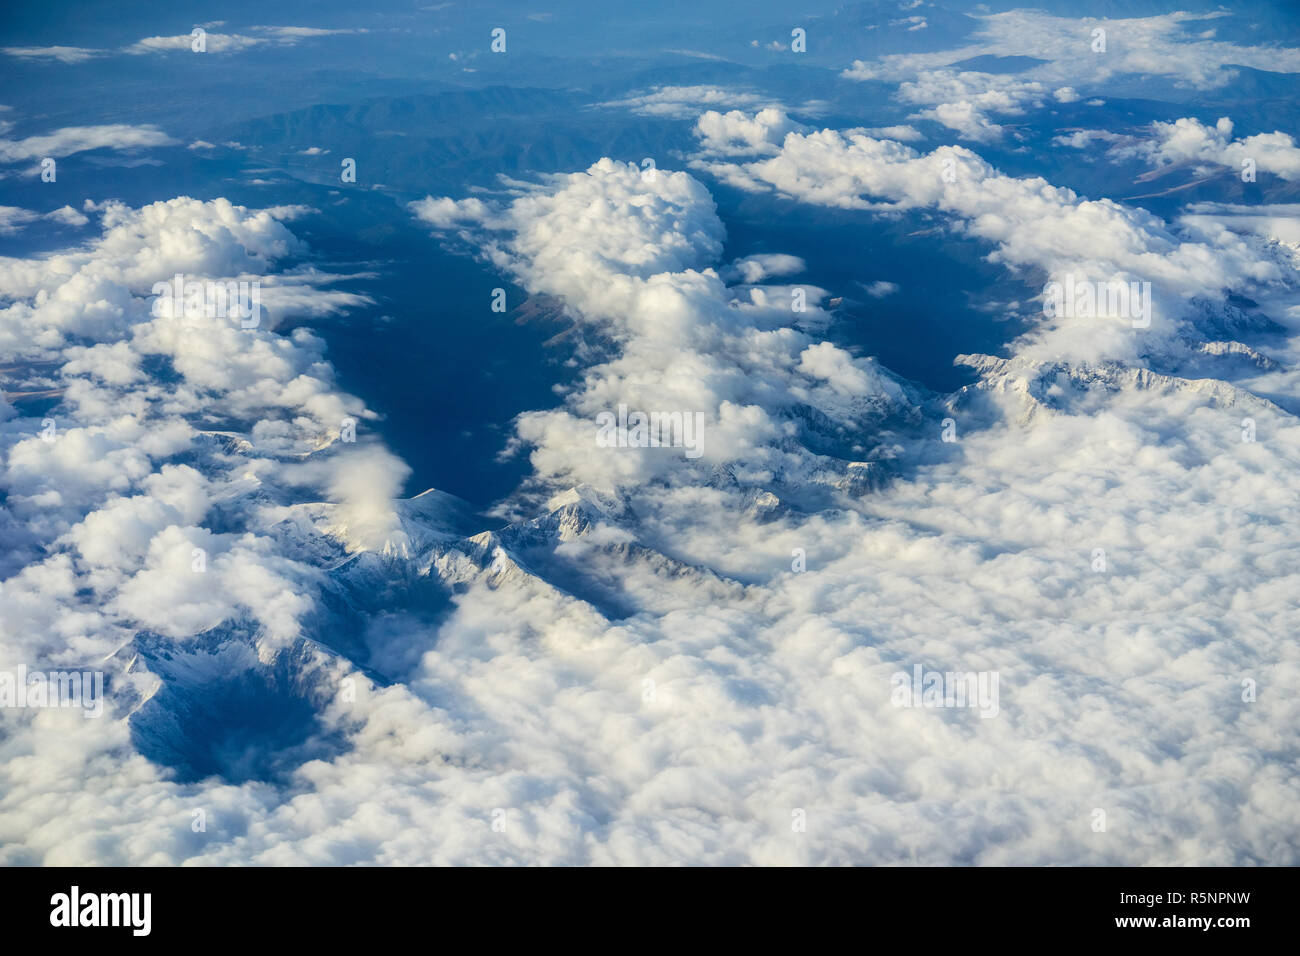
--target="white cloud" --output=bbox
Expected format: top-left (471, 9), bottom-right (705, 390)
top-left (45, 205), bottom-right (89, 227)
top-left (250, 26), bottom-right (365, 39)
top-left (896, 71), bottom-right (1050, 143)
top-left (889, 16), bottom-right (928, 32)
top-left (0, 206), bottom-right (39, 233)
top-left (124, 25), bottom-right (363, 56)
top-left (0, 199), bottom-right (429, 873)
top-left (411, 157), bottom-right (910, 491)
top-left (598, 86), bottom-right (786, 119)
top-left (912, 100), bottom-right (1005, 143)
top-left (4, 96), bottom-right (1300, 866)
top-left (0, 197), bottom-right (386, 554)
top-left (861, 125), bottom-right (924, 142)
top-left (860, 280), bottom-right (899, 298)
top-left (1055, 117), bottom-right (1300, 184)
top-left (2, 46), bottom-right (101, 64)
top-left (1180, 203), bottom-right (1300, 247)
top-left (1117, 116), bottom-right (1300, 182)
top-left (1051, 129), bottom-right (1126, 150)
top-left (693, 107), bottom-right (804, 156)
top-left (0, 123), bottom-right (176, 164)
top-left (843, 9), bottom-right (1300, 91)
top-left (691, 113), bottom-right (1295, 364)
top-left (125, 33), bottom-right (267, 55)
top-left (725, 253), bottom-right (806, 283)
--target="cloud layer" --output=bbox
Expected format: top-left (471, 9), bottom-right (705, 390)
top-left (2, 5), bottom-right (1299, 866)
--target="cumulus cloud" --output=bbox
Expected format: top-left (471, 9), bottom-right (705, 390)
top-left (690, 113), bottom-right (1296, 364)
top-left (401, 131), bottom-right (1298, 865)
top-left (4, 179), bottom-right (1299, 867)
top-left (897, 70), bottom-right (1050, 142)
top-left (1052, 116), bottom-right (1300, 184)
top-left (1116, 116), bottom-right (1300, 182)
top-left (724, 253), bottom-right (806, 284)
top-left (0, 197), bottom-right (401, 674)
top-left (693, 107), bottom-right (804, 156)
top-left (410, 157), bottom-right (911, 493)
top-left (4, 84), bottom-right (1300, 866)
top-left (14, 165), bottom-right (1295, 861)
top-left (1180, 202), bottom-right (1300, 247)
top-left (0, 195), bottom-right (445, 871)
